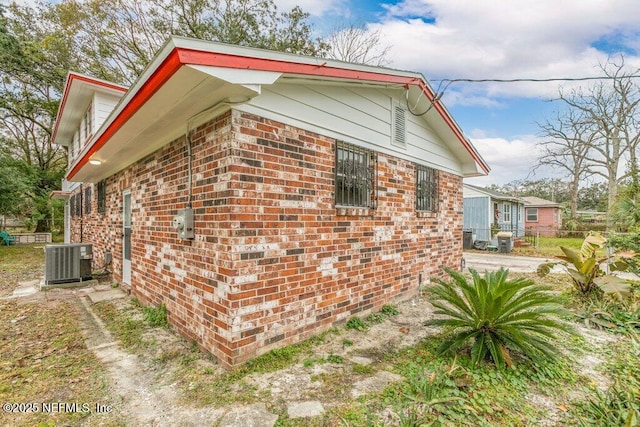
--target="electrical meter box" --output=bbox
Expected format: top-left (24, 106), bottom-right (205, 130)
top-left (172, 208), bottom-right (194, 239)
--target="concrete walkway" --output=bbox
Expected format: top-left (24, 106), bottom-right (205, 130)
top-left (463, 251), bottom-right (562, 273)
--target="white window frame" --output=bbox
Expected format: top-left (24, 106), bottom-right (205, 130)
top-left (527, 208), bottom-right (539, 222)
top-left (502, 202), bottom-right (511, 222)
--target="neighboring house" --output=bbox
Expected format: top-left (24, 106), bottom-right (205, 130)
top-left (463, 184), bottom-right (525, 242)
top-left (52, 36), bottom-right (489, 367)
top-left (523, 196), bottom-right (563, 237)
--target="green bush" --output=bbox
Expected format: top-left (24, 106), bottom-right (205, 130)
top-left (609, 233), bottom-right (640, 276)
top-left (426, 268), bottom-right (574, 369)
top-left (143, 303), bottom-right (169, 328)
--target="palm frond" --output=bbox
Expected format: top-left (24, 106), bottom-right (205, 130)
top-left (426, 267), bottom-right (575, 368)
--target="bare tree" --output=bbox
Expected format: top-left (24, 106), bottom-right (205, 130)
top-left (556, 57), bottom-right (640, 214)
top-left (324, 21), bottom-right (392, 66)
top-left (536, 108), bottom-right (596, 219)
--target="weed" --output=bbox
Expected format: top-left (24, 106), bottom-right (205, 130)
top-left (393, 405), bottom-right (430, 427)
top-left (326, 354), bottom-right (344, 364)
top-left (143, 303), bottom-right (169, 328)
top-left (352, 364), bottom-right (375, 375)
top-left (381, 304), bottom-right (400, 316)
top-left (342, 339), bottom-right (354, 346)
top-left (346, 317), bottom-right (368, 331)
top-left (572, 384), bottom-right (639, 425)
top-left (366, 312), bottom-right (385, 324)
top-left (303, 358), bottom-right (315, 368)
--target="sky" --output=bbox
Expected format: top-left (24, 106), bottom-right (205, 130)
top-left (8, 0), bottom-right (640, 186)
top-left (273, 0), bottom-right (640, 186)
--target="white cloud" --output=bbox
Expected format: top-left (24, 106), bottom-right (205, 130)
top-left (369, 0), bottom-right (640, 103)
top-left (464, 135), bottom-right (565, 186)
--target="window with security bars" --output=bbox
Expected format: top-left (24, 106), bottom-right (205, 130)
top-left (335, 141), bottom-right (376, 208)
top-left (70, 195), bottom-right (76, 217)
top-left (76, 193), bottom-right (82, 216)
top-left (415, 164), bottom-right (438, 212)
top-left (97, 180), bottom-right (106, 214)
top-left (84, 186), bottom-right (92, 215)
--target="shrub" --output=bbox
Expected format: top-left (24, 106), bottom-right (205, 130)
top-left (425, 268), bottom-right (574, 369)
top-left (143, 303), bottom-right (169, 328)
top-left (538, 231), bottom-right (634, 299)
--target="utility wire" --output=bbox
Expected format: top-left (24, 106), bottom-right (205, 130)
top-left (407, 74), bottom-right (640, 117)
top-left (431, 75), bottom-right (640, 84)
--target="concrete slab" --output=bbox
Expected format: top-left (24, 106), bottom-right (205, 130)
top-left (351, 371), bottom-right (404, 398)
top-left (2, 280), bottom-right (39, 299)
top-left (40, 279), bottom-right (99, 290)
top-left (287, 401), bottom-right (325, 419)
top-left (87, 288), bottom-right (127, 303)
top-left (463, 252), bottom-right (563, 273)
top-left (349, 356), bottom-right (373, 366)
top-left (218, 403), bottom-right (278, 427)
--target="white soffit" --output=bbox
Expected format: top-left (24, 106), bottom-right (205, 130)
top-left (187, 65), bottom-right (282, 94)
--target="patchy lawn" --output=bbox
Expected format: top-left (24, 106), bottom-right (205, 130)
top-left (89, 273), bottom-right (640, 426)
top-left (512, 236), bottom-right (607, 258)
top-left (1, 243), bottom-right (638, 426)
top-left (0, 244), bottom-right (45, 296)
top-left (0, 300), bottom-right (121, 426)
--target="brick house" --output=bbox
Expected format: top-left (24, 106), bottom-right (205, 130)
top-left (523, 196), bottom-right (563, 237)
top-left (51, 36), bottom-right (489, 367)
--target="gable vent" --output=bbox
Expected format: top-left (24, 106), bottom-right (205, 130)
top-left (392, 104), bottom-right (406, 147)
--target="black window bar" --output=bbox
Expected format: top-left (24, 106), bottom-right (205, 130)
top-left (335, 141), bottom-right (375, 208)
top-left (76, 191), bottom-right (82, 217)
top-left (97, 180), bottom-right (106, 214)
top-left (416, 164), bottom-right (438, 212)
top-left (84, 186), bottom-right (92, 215)
top-left (70, 195), bottom-right (76, 217)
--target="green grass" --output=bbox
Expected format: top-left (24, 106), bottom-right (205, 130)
top-left (0, 243), bottom-right (45, 295)
top-left (513, 236), bottom-right (607, 258)
top-left (0, 300), bottom-right (118, 426)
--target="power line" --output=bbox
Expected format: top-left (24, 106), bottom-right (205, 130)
top-left (431, 75), bottom-right (640, 84)
top-left (405, 74), bottom-right (640, 117)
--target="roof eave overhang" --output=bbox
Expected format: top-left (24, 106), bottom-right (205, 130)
top-left (52, 72), bottom-right (128, 147)
top-left (66, 36), bottom-right (490, 183)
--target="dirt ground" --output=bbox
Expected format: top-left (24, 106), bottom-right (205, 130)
top-left (0, 248), bottom-right (620, 426)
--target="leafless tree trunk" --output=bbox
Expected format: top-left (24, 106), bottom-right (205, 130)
top-left (536, 109), bottom-right (595, 219)
top-left (324, 21), bottom-right (392, 66)
top-left (555, 57), bottom-right (640, 218)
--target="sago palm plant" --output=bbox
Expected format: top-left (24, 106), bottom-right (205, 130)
top-left (426, 268), bottom-right (574, 369)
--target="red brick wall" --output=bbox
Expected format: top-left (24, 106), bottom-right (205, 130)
top-left (69, 109), bottom-right (463, 367)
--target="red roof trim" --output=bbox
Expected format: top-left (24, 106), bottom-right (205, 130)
top-left (51, 73), bottom-right (128, 145)
top-left (177, 48), bottom-right (488, 173)
top-left (67, 50), bottom-right (182, 179)
top-left (178, 48), bottom-right (422, 85)
top-left (67, 44), bottom-right (489, 179)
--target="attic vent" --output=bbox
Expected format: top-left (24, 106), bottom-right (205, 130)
top-left (392, 103), bottom-right (406, 147)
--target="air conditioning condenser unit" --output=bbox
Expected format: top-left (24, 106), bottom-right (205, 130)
top-left (44, 243), bottom-right (93, 286)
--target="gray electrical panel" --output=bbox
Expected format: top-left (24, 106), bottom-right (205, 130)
top-left (172, 208), bottom-right (194, 239)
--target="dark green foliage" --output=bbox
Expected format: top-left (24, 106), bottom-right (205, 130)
top-left (426, 268), bottom-right (574, 369)
top-left (609, 233), bottom-right (640, 276)
top-left (381, 304), bottom-right (400, 316)
top-left (143, 304), bottom-right (169, 328)
top-left (346, 316), bottom-right (367, 331)
top-left (538, 232), bottom-right (634, 299)
top-left (574, 384), bottom-right (639, 426)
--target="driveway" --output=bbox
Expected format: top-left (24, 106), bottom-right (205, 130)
top-left (463, 251), bottom-right (561, 273)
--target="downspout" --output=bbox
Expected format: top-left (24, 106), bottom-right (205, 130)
top-left (79, 184), bottom-right (83, 243)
